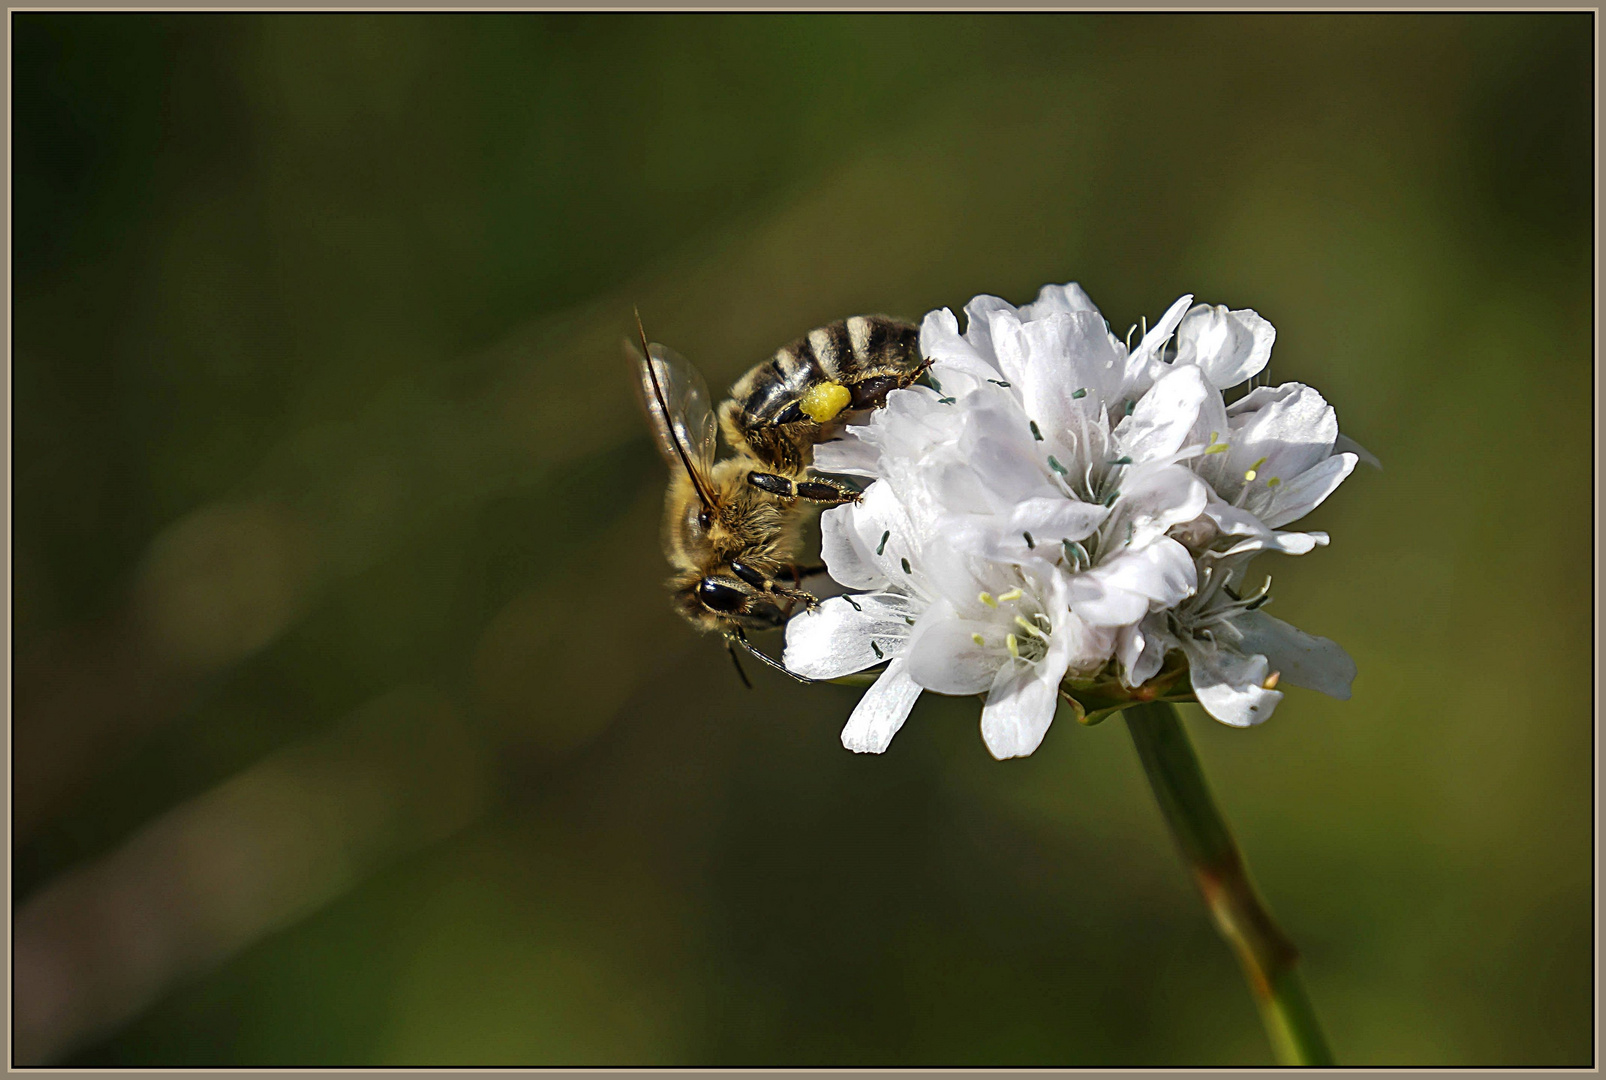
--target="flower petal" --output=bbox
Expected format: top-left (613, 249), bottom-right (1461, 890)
top-left (1263, 452), bottom-right (1357, 529)
top-left (1204, 499), bottom-right (1330, 556)
top-left (979, 639), bottom-right (1071, 759)
top-left (920, 307), bottom-right (999, 396)
top-left (1067, 538), bottom-right (1197, 626)
top-left (1129, 294), bottom-right (1194, 368)
top-left (961, 293), bottom-right (1018, 358)
top-left (902, 611), bottom-right (1003, 695)
top-left (1181, 636), bottom-right (1283, 727)
top-left (1117, 616), bottom-right (1169, 687)
top-left (1117, 364), bottom-right (1211, 464)
top-left (1014, 311), bottom-right (1125, 441)
top-left (1065, 576), bottom-right (1150, 627)
top-left (782, 592), bottom-right (915, 679)
top-left (940, 496), bottom-right (1109, 566)
top-left (1022, 281), bottom-right (1101, 319)
top-left (840, 657), bottom-right (923, 754)
top-left (1224, 383), bottom-right (1339, 495)
top-left (1234, 610), bottom-right (1356, 700)
top-left (1334, 433), bottom-right (1381, 470)
top-left (1176, 304), bottom-right (1275, 389)
top-left (1104, 463), bottom-right (1209, 550)
top-left (811, 436), bottom-right (880, 478)
top-left (819, 503), bottom-right (889, 591)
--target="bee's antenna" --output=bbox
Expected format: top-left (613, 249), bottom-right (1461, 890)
top-left (635, 306), bottom-right (717, 509)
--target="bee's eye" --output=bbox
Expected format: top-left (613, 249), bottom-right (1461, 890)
top-left (697, 508), bottom-right (714, 531)
top-left (697, 578), bottom-right (745, 613)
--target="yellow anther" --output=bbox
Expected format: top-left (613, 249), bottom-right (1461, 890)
top-left (978, 591), bottom-right (998, 608)
top-left (1244, 456), bottom-right (1268, 482)
top-left (1266, 476), bottom-right (1282, 488)
top-left (799, 381), bottom-right (852, 423)
top-left (997, 588), bottom-right (1024, 603)
top-left (971, 633), bottom-right (987, 647)
top-left (1262, 671), bottom-right (1281, 690)
top-left (1015, 615), bottom-right (1043, 638)
top-left (1205, 442), bottom-right (1230, 455)
top-left (1006, 633), bottom-right (1020, 659)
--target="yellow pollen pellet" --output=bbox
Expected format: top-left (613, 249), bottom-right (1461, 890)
top-left (997, 588), bottom-right (1023, 603)
top-left (1006, 633), bottom-right (1020, 659)
top-left (1244, 456), bottom-right (1268, 482)
top-left (799, 381), bottom-right (852, 423)
top-left (971, 633), bottom-right (987, 647)
top-left (978, 591), bottom-right (998, 608)
top-left (1262, 671), bottom-right (1281, 690)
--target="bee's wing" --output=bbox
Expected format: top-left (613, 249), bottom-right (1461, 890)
top-left (628, 336), bottom-right (720, 505)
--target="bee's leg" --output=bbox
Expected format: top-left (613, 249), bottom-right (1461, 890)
top-left (724, 637), bottom-right (754, 690)
top-left (796, 480), bottom-right (861, 505)
top-left (730, 560), bottom-right (820, 613)
top-left (725, 628), bottom-right (817, 684)
top-left (745, 471), bottom-right (860, 505)
top-left (840, 358), bottom-right (935, 411)
top-left (846, 375), bottom-right (902, 410)
top-left (771, 585), bottom-right (819, 615)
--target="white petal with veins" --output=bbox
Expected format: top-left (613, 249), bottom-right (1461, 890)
top-left (840, 658), bottom-right (924, 754)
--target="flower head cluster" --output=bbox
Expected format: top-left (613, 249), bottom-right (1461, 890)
top-left (784, 283), bottom-right (1372, 758)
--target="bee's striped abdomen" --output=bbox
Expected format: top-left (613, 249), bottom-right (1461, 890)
top-left (719, 314), bottom-right (923, 475)
top-left (729, 315), bottom-right (921, 426)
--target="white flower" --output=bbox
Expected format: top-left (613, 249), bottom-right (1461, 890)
top-left (792, 282), bottom-right (1370, 752)
top-left (784, 477), bottom-right (1111, 759)
top-left (862, 286), bottom-right (1210, 632)
top-left (1117, 553), bottom-right (1357, 727)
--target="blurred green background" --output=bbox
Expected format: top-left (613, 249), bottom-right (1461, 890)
top-left (11, 11), bottom-right (1594, 1067)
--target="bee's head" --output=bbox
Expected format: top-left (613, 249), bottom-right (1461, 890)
top-left (671, 564), bottom-right (787, 633)
top-left (666, 471), bottom-right (777, 563)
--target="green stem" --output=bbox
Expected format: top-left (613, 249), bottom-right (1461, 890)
top-left (1124, 701), bottom-right (1335, 1067)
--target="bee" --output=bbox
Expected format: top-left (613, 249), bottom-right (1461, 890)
top-left (630, 312), bottom-right (925, 684)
